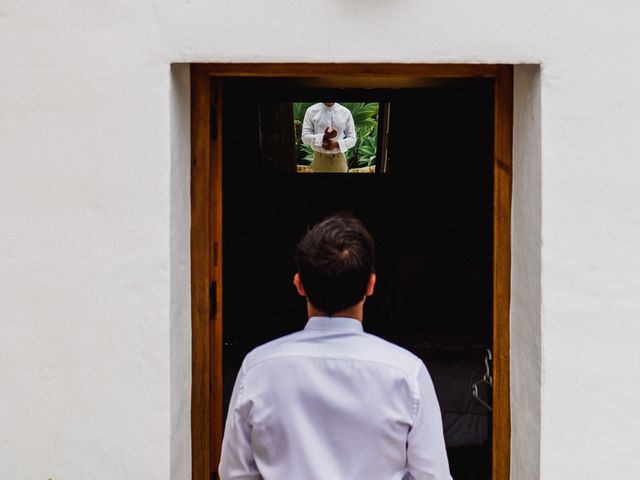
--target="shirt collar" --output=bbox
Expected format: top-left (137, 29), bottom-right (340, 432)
top-left (304, 316), bottom-right (364, 333)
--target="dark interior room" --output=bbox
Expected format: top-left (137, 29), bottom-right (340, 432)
top-left (220, 77), bottom-right (495, 479)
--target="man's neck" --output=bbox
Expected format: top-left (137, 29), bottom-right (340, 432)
top-left (307, 303), bottom-right (363, 322)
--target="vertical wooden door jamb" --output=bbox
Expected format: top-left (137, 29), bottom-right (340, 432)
top-left (492, 64), bottom-right (513, 480)
top-left (210, 79), bottom-right (224, 477)
top-left (191, 70), bottom-right (212, 480)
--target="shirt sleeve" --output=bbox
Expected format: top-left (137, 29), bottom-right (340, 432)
top-left (218, 363), bottom-right (261, 480)
top-left (337, 111), bottom-right (357, 153)
top-left (301, 108), bottom-right (324, 147)
top-left (406, 362), bottom-right (453, 480)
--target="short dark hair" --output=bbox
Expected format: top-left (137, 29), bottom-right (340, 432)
top-left (295, 213), bottom-right (375, 315)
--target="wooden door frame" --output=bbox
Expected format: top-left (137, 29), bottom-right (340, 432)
top-left (190, 63), bottom-right (513, 480)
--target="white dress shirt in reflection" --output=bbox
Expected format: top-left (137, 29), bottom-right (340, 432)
top-left (301, 102), bottom-right (357, 154)
top-left (219, 316), bottom-right (453, 480)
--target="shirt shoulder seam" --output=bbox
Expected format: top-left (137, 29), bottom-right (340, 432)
top-left (244, 352), bottom-right (419, 377)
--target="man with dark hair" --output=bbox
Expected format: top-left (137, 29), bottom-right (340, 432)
top-left (219, 213), bottom-right (452, 480)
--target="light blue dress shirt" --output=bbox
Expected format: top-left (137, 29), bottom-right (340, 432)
top-left (219, 316), bottom-right (452, 480)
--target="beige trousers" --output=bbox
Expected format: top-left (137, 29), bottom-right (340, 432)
top-left (312, 151), bottom-right (348, 173)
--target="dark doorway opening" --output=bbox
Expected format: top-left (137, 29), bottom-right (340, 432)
top-left (221, 77), bottom-right (495, 479)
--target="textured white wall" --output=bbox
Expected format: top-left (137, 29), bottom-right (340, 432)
top-left (512, 65), bottom-right (542, 479)
top-left (1, 1), bottom-right (640, 479)
top-left (170, 64), bottom-right (192, 480)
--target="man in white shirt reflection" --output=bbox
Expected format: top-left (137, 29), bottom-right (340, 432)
top-left (219, 213), bottom-right (452, 480)
top-left (301, 102), bottom-right (357, 173)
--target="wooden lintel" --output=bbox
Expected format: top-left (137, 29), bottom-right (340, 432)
top-left (191, 62), bottom-right (502, 78)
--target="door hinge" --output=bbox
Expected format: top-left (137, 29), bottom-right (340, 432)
top-left (209, 280), bottom-right (217, 319)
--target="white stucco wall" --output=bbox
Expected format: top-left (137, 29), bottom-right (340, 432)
top-left (170, 64), bottom-right (192, 480)
top-left (1, 1), bottom-right (639, 479)
top-left (512, 65), bottom-right (542, 479)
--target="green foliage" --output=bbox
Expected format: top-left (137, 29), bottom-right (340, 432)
top-left (293, 102), bottom-right (379, 169)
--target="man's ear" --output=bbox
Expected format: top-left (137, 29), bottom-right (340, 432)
top-left (293, 273), bottom-right (306, 297)
top-left (365, 273), bottom-right (376, 297)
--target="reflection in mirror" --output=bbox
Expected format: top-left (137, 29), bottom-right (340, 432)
top-left (293, 102), bottom-right (380, 173)
top-left (293, 102), bottom-right (379, 174)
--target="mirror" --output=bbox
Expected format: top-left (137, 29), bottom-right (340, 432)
top-left (252, 100), bottom-right (389, 174)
